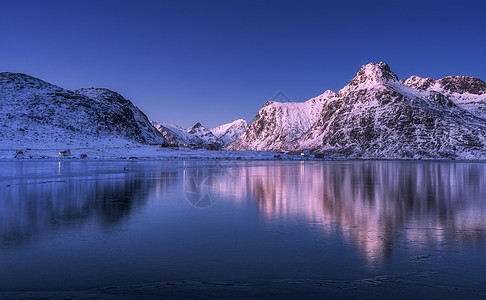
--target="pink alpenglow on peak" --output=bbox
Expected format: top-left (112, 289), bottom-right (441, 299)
top-left (228, 62), bottom-right (486, 160)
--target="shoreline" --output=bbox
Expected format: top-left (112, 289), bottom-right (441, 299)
top-left (1, 145), bottom-right (486, 162)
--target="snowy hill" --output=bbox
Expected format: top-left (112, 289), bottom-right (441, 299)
top-left (227, 91), bottom-right (333, 151)
top-left (228, 63), bottom-right (486, 159)
top-left (211, 119), bottom-right (248, 147)
top-left (0, 73), bottom-right (167, 148)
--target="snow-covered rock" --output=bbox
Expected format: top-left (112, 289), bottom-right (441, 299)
top-left (186, 122), bottom-right (220, 146)
top-left (152, 121), bottom-right (195, 145)
top-left (211, 119), bottom-right (248, 147)
top-left (226, 91), bottom-right (334, 151)
top-left (152, 121), bottom-right (222, 147)
top-left (404, 75), bottom-right (486, 119)
top-left (229, 62), bottom-right (486, 159)
top-left (0, 73), bottom-right (167, 148)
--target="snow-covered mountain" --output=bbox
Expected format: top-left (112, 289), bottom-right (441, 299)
top-left (151, 121), bottom-right (195, 145)
top-left (227, 91), bottom-right (333, 151)
top-left (211, 119), bottom-right (248, 147)
top-left (228, 62), bottom-right (486, 159)
top-left (0, 72), bottom-right (167, 148)
top-left (152, 121), bottom-right (222, 147)
top-left (403, 75), bottom-right (486, 119)
top-left (186, 122), bottom-right (220, 145)
top-left (152, 119), bottom-right (247, 148)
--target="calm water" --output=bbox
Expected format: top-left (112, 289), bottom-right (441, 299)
top-left (1, 160), bottom-right (486, 297)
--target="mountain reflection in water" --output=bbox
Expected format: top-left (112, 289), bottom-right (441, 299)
top-left (217, 161), bottom-right (486, 263)
top-left (1, 160), bottom-right (485, 278)
top-left (0, 161), bottom-right (179, 247)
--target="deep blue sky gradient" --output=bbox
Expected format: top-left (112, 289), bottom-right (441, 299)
top-left (1, 0), bottom-right (485, 128)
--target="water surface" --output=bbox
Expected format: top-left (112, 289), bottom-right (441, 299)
top-left (1, 160), bottom-right (485, 298)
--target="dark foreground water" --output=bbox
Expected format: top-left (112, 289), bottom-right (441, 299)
top-left (0, 160), bottom-right (486, 298)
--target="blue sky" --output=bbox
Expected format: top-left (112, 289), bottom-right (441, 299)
top-left (1, 0), bottom-right (485, 128)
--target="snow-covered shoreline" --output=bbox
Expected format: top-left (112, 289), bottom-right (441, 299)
top-left (0, 145), bottom-right (301, 160)
top-left (2, 145), bottom-right (486, 161)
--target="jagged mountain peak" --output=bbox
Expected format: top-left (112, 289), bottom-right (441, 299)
top-left (230, 63), bottom-right (486, 159)
top-left (185, 122), bottom-right (220, 145)
top-left (153, 119), bottom-right (246, 148)
top-left (345, 62), bottom-right (399, 92)
top-left (187, 122), bottom-right (203, 130)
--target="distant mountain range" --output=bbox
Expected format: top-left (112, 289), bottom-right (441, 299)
top-left (151, 120), bottom-right (247, 148)
top-left (227, 62), bottom-right (486, 159)
top-left (2, 63), bottom-right (486, 159)
top-left (0, 72), bottom-right (247, 149)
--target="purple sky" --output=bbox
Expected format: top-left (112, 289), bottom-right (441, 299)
top-left (1, 0), bottom-right (485, 128)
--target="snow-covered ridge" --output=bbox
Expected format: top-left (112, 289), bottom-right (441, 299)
top-left (229, 62), bottom-right (486, 159)
top-left (0, 72), bottom-right (167, 149)
top-left (403, 75), bottom-right (486, 119)
top-left (226, 90), bottom-right (334, 151)
top-left (151, 119), bottom-right (247, 148)
top-left (340, 62), bottom-right (399, 94)
top-left (151, 121), bottom-right (195, 145)
top-left (186, 122), bottom-right (220, 145)
top-left (211, 119), bottom-right (248, 147)
top-left (4, 64), bottom-right (486, 160)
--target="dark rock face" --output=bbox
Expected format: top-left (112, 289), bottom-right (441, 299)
top-left (404, 75), bottom-right (486, 95)
top-left (404, 74), bottom-right (486, 120)
top-left (437, 76), bottom-right (486, 95)
top-left (298, 84), bottom-right (486, 159)
top-left (0, 73), bottom-right (167, 145)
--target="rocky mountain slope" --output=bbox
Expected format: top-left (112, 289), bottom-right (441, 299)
top-left (0, 72), bottom-right (167, 148)
top-left (186, 122), bottom-right (220, 145)
top-left (227, 91), bottom-right (333, 151)
top-left (403, 75), bottom-right (486, 118)
top-left (211, 119), bottom-right (248, 147)
top-left (228, 63), bottom-right (486, 159)
top-left (152, 121), bottom-right (196, 145)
